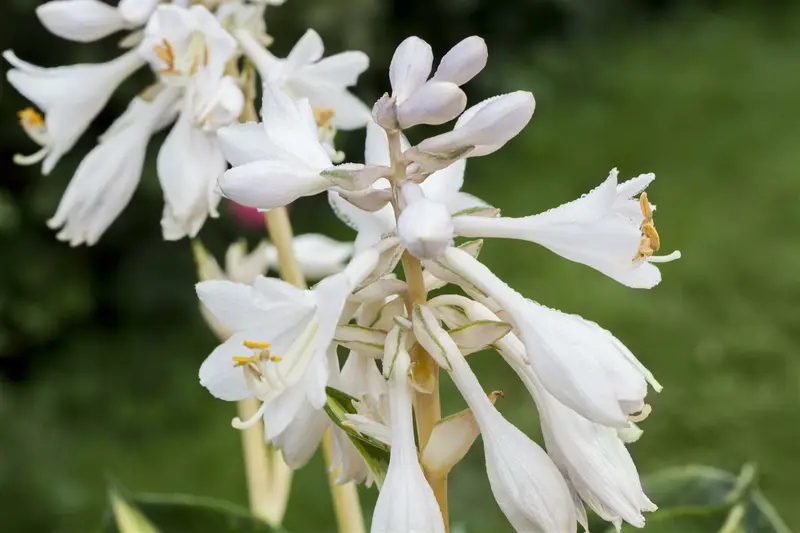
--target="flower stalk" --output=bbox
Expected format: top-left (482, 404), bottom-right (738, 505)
top-left (388, 130), bottom-right (449, 530)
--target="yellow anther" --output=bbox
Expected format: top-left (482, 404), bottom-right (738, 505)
top-left (232, 355), bottom-right (259, 366)
top-left (270, 355), bottom-right (282, 363)
top-left (153, 38), bottom-right (176, 73)
top-left (18, 107), bottom-right (44, 128)
top-left (634, 192), bottom-right (662, 261)
top-left (314, 106), bottom-right (335, 128)
top-left (243, 340), bottom-right (271, 349)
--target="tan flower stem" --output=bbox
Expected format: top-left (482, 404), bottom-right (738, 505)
top-left (387, 131), bottom-right (449, 531)
top-left (264, 208), bottom-right (365, 533)
top-left (237, 397), bottom-right (292, 525)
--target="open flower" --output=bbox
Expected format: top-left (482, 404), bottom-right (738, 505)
top-left (4, 49), bottom-right (144, 174)
top-left (47, 88), bottom-right (180, 246)
top-left (452, 168), bottom-right (681, 288)
top-left (236, 28), bottom-right (370, 129)
top-left (36, 0), bottom-right (159, 42)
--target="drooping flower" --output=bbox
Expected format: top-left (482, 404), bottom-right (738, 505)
top-left (412, 304), bottom-right (577, 533)
top-left (452, 168), bottom-right (681, 288)
top-left (4, 49), bottom-right (145, 174)
top-left (235, 28), bottom-right (370, 129)
top-left (440, 246), bottom-right (661, 427)
top-left (36, 0), bottom-right (159, 42)
top-left (47, 87), bottom-right (180, 246)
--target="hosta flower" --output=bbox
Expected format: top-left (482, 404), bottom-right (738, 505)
top-left (4, 49), bottom-right (144, 174)
top-left (452, 168), bottom-right (681, 288)
top-left (197, 247), bottom-right (379, 423)
top-left (159, 70), bottom-right (244, 240)
top-left (236, 28), bottom-right (370, 129)
top-left (36, 0), bottom-right (159, 42)
top-left (371, 340), bottom-right (445, 533)
top-left (48, 88), bottom-right (180, 246)
top-left (440, 246), bottom-right (661, 427)
top-left (217, 81), bottom-right (385, 210)
top-left (139, 4), bottom-right (237, 85)
top-left (412, 305), bottom-right (576, 532)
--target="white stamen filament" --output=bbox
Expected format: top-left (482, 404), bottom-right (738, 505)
top-left (647, 250), bottom-right (682, 263)
top-left (231, 400), bottom-right (268, 429)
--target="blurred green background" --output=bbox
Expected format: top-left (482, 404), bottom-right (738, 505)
top-left (1, 0), bottom-right (799, 531)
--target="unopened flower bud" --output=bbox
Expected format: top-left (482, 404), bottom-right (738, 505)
top-left (396, 80), bottom-right (467, 129)
top-left (433, 36), bottom-right (488, 86)
top-left (397, 184), bottom-right (454, 259)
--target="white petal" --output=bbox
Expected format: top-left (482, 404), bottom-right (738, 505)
top-left (420, 158), bottom-right (466, 203)
top-left (118, 0), bottom-right (159, 25)
top-left (218, 160), bottom-right (330, 210)
top-left (198, 331), bottom-right (254, 401)
top-left (271, 403), bottom-right (328, 468)
top-left (432, 36), bottom-right (488, 86)
top-left (36, 0), bottom-right (125, 42)
top-left (301, 50), bottom-right (369, 87)
top-left (397, 186), bottom-right (454, 260)
top-left (389, 36), bottom-right (433, 103)
top-left (283, 233), bottom-right (354, 280)
top-left (285, 29), bottom-right (324, 70)
top-left (216, 122), bottom-right (273, 166)
top-left (396, 80), bottom-right (466, 128)
top-left (286, 75), bottom-right (371, 130)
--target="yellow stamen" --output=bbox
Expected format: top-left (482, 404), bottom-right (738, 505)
top-left (18, 107), bottom-right (44, 128)
top-left (243, 340), bottom-right (270, 349)
top-left (314, 106), bottom-right (335, 128)
top-left (153, 38), bottom-right (176, 74)
top-left (634, 192), bottom-right (662, 261)
top-left (232, 355), bottom-right (259, 366)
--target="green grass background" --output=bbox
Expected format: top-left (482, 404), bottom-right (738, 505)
top-left (1, 3), bottom-right (799, 532)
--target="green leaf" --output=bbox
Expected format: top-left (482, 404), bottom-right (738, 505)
top-left (104, 491), bottom-right (285, 533)
top-left (324, 387), bottom-right (390, 487)
top-left (109, 488), bottom-right (160, 533)
top-left (596, 465), bottom-right (790, 533)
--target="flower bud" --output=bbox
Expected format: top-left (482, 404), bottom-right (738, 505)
top-left (397, 184), bottom-right (454, 260)
top-left (36, 0), bottom-right (126, 43)
top-left (396, 81), bottom-right (467, 129)
top-left (433, 36), bottom-right (488, 86)
top-left (389, 36), bottom-right (433, 103)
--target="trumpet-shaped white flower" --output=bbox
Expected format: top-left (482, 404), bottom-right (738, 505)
top-left (412, 306), bottom-right (576, 533)
top-left (197, 248), bottom-right (379, 423)
top-left (4, 49), bottom-right (144, 174)
top-left (217, 80), bottom-right (381, 210)
top-left (48, 88), bottom-right (180, 246)
top-left (159, 70), bottom-right (244, 240)
top-left (371, 347), bottom-right (445, 533)
top-left (452, 168), bottom-right (681, 288)
top-left (329, 122), bottom-right (489, 251)
top-left (265, 233), bottom-right (354, 280)
top-left (441, 246), bottom-right (661, 427)
top-left (236, 28), bottom-right (370, 129)
top-left (139, 4), bottom-right (237, 85)
top-left (36, 0), bottom-right (159, 42)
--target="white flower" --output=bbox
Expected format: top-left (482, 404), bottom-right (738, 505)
top-left (36, 0), bottom-right (159, 42)
top-left (139, 5), bottom-right (237, 85)
top-left (159, 70), bottom-right (244, 240)
top-left (452, 168), bottom-right (681, 288)
top-left (265, 233), bottom-right (354, 280)
top-left (441, 246), bottom-right (662, 427)
top-left (47, 88), bottom-right (180, 246)
top-left (4, 49), bottom-right (144, 174)
top-left (371, 346), bottom-right (445, 533)
top-left (382, 36), bottom-right (489, 129)
top-left (217, 80), bottom-right (381, 210)
top-left (329, 122), bottom-right (489, 251)
top-left (236, 28), bottom-right (370, 129)
top-left (412, 306), bottom-right (576, 533)
top-left (396, 183), bottom-right (454, 260)
top-left (197, 248), bottom-right (379, 424)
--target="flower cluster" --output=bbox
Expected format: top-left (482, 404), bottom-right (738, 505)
top-left (198, 34), bottom-right (681, 532)
top-left (5, 0), bottom-right (369, 245)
